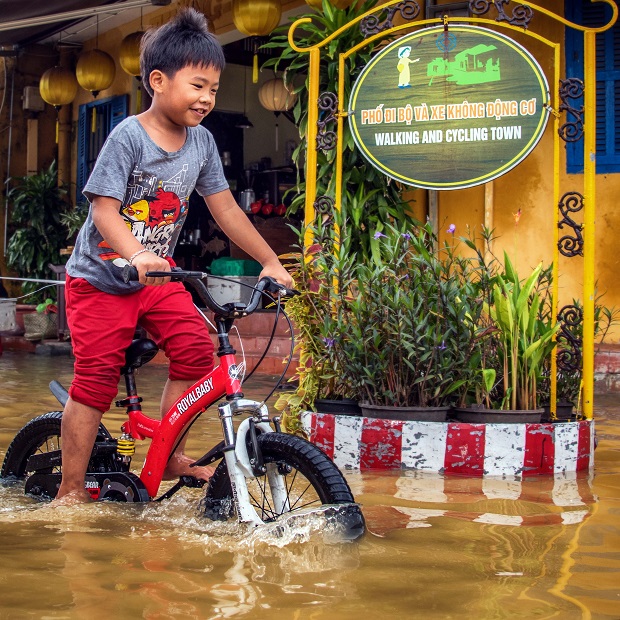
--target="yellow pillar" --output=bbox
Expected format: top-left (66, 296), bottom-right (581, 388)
top-left (582, 30), bottom-right (596, 419)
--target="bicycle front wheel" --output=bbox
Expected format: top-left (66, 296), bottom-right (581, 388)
top-left (202, 432), bottom-right (364, 536)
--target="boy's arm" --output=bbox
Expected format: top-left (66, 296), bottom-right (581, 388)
top-left (204, 189), bottom-right (293, 288)
top-left (91, 195), bottom-right (171, 286)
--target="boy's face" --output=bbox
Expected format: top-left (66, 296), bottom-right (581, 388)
top-left (153, 63), bottom-right (221, 127)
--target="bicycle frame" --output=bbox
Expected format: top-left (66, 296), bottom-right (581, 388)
top-left (122, 351), bottom-right (241, 499)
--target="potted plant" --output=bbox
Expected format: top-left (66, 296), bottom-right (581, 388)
top-left (6, 161), bottom-right (73, 304)
top-left (318, 221), bottom-right (484, 421)
top-left (454, 252), bottom-right (559, 423)
top-left (274, 236), bottom-right (361, 432)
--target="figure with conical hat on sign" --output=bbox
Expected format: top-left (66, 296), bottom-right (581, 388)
top-left (397, 46), bottom-right (419, 88)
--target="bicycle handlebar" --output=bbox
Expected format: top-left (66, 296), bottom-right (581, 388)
top-left (122, 265), bottom-right (297, 318)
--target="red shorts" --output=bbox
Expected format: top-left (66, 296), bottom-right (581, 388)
top-left (66, 276), bottom-right (214, 412)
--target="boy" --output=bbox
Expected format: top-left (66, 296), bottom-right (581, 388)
top-left (55, 8), bottom-right (292, 504)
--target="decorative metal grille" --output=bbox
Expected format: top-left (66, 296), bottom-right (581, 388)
top-left (313, 196), bottom-right (336, 248)
top-left (556, 304), bottom-right (583, 373)
top-left (558, 78), bottom-right (585, 143)
top-left (316, 92), bottom-right (339, 152)
top-left (469, 0), bottom-right (534, 28)
top-left (360, 1), bottom-right (420, 38)
top-left (558, 191), bottom-right (584, 257)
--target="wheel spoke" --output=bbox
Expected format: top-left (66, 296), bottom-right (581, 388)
top-left (286, 482), bottom-right (315, 511)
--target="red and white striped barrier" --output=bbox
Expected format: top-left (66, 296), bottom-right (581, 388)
top-left (301, 412), bottom-right (595, 476)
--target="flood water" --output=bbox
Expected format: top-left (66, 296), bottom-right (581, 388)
top-left (0, 351), bottom-right (619, 619)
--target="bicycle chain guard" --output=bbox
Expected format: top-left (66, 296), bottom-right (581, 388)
top-left (25, 471), bottom-right (151, 502)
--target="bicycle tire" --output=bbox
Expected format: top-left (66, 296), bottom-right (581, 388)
top-left (202, 432), bottom-right (364, 535)
top-left (1, 411), bottom-right (114, 480)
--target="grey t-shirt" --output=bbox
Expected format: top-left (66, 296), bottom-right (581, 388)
top-left (66, 116), bottom-right (228, 294)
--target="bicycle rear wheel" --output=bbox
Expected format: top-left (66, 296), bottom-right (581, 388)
top-left (1, 411), bottom-right (114, 481)
top-left (202, 432), bottom-right (364, 536)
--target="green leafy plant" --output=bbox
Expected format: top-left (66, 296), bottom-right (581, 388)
top-left (483, 252), bottom-right (559, 410)
top-left (59, 201), bottom-right (89, 245)
top-left (274, 226), bottom-right (359, 431)
top-left (318, 221), bottom-right (484, 408)
top-left (262, 0), bottom-right (417, 262)
top-left (6, 161), bottom-right (72, 303)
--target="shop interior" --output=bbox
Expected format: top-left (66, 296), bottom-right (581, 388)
top-left (172, 37), bottom-right (302, 277)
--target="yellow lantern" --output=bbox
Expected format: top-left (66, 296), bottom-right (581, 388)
top-left (232, 0), bottom-right (282, 82)
top-left (39, 66), bottom-right (78, 143)
top-left (76, 49), bottom-right (116, 97)
top-left (39, 66), bottom-right (78, 108)
top-left (258, 78), bottom-right (297, 112)
top-left (119, 31), bottom-right (143, 77)
top-left (232, 0), bottom-right (281, 36)
top-left (258, 77), bottom-right (297, 152)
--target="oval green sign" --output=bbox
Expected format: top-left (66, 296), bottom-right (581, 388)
top-left (348, 25), bottom-right (550, 190)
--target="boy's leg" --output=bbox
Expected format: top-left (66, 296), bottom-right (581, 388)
top-left (160, 379), bottom-right (215, 481)
top-left (55, 277), bottom-right (141, 504)
top-left (54, 398), bottom-right (104, 503)
top-left (139, 282), bottom-right (215, 482)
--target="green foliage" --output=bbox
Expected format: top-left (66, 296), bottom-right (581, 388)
top-left (6, 162), bottom-right (73, 303)
top-left (484, 252), bottom-right (559, 410)
top-left (59, 201), bottom-right (89, 244)
top-left (274, 228), bottom-right (358, 428)
top-left (262, 1), bottom-right (417, 262)
top-left (318, 221), bottom-right (485, 408)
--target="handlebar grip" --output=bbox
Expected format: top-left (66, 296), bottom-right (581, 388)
top-left (122, 265), bottom-right (139, 283)
top-left (122, 266), bottom-right (194, 283)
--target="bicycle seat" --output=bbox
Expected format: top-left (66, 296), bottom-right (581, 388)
top-left (121, 338), bottom-right (159, 374)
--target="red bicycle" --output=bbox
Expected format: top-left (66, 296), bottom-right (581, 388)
top-left (1, 269), bottom-right (364, 536)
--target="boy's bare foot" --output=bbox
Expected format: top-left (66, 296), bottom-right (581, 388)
top-left (50, 489), bottom-right (93, 507)
top-left (163, 453), bottom-right (214, 482)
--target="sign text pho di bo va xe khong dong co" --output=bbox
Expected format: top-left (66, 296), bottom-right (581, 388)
top-left (349, 25), bottom-right (551, 190)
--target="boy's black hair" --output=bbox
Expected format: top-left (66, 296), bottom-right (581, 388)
top-left (140, 8), bottom-right (225, 96)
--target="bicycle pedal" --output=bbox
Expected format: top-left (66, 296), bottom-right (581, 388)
top-left (180, 475), bottom-right (205, 488)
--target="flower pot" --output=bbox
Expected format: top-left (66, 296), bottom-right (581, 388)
top-left (23, 312), bottom-right (58, 341)
top-left (314, 398), bottom-right (361, 415)
top-left (359, 402), bottom-right (449, 422)
top-left (0, 299), bottom-right (16, 333)
top-left (542, 401), bottom-right (576, 423)
top-left (452, 406), bottom-right (543, 424)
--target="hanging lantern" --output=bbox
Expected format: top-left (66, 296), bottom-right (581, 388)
top-left (76, 49), bottom-right (116, 97)
top-left (258, 77), bottom-right (297, 152)
top-left (119, 31), bottom-right (144, 115)
top-left (258, 78), bottom-right (297, 112)
top-left (39, 66), bottom-right (79, 144)
top-left (119, 31), bottom-right (143, 77)
top-left (232, 0), bottom-right (281, 83)
top-left (233, 0), bottom-right (281, 36)
top-left (39, 66), bottom-right (78, 108)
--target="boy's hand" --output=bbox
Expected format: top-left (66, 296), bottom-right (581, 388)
top-left (131, 250), bottom-right (171, 286)
top-left (258, 260), bottom-right (293, 290)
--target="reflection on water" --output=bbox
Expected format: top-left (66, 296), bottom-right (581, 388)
top-left (0, 351), bottom-right (619, 619)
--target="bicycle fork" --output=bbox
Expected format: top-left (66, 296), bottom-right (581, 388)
top-left (217, 401), bottom-right (290, 526)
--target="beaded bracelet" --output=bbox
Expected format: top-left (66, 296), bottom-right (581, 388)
top-left (128, 248), bottom-right (149, 265)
